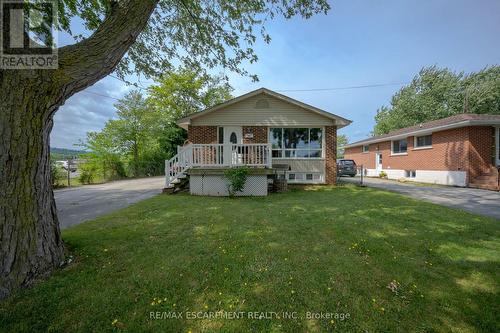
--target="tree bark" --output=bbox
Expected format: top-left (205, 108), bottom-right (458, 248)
top-left (0, 0), bottom-right (158, 299)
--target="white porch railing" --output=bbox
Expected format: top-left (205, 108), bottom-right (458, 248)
top-left (165, 143), bottom-right (272, 187)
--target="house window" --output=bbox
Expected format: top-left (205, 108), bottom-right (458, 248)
top-left (405, 170), bottom-right (416, 178)
top-left (415, 135), bottom-right (432, 148)
top-left (229, 132), bottom-right (237, 144)
top-left (392, 139), bottom-right (407, 154)
top-left (269, 128), bottom-right (323, 158)
top-left (362, 145), bottom-right (369, 153)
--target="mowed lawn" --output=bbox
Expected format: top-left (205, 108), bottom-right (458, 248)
top-left (1, 185), bottom-right (499, 332)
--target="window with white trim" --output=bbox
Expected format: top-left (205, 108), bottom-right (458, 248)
top-left (362, 145), bottom-right (369, 153)
top-left (405, 170), bottom-right (416, 178)
top-left (415, 135), bottom-right (432, 148)
top-left (269, 128), bottom-right (323, 158)
top-left (392, 139), bottom-right (407, 154)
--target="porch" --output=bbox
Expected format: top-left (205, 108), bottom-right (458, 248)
top-left (165, 143), bottom-right (272, 188)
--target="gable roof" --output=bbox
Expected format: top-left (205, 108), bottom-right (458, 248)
top-left (177, 88), bottom-right (352, 129)
top-left (344, 113), bottom-right (500, 148)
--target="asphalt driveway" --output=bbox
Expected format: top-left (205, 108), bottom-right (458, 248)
top-left (341, 176), bottom-right (500, 220)
top-left (55, 176), bottom-right (164, 229)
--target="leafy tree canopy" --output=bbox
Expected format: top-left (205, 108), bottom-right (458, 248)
top-left (54, 0), bottom-right (330, 81)
top-left (81, 69), bottom-right (233, 178)
top-left (148, 68), bottom-right (233, 123)
top-left (374, 65), bottom-right (500, 135)
top-left (336, 134), bottom-right (348, 158)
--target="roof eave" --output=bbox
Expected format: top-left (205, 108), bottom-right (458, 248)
top-left (344, 120), bottom-right (500, 148)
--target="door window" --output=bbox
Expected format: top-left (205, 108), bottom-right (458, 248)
top-left (230, 132), bottom-right (237, 144)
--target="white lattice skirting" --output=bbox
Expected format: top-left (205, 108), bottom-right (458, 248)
top-left (189, 175), bottom-right (268, 196)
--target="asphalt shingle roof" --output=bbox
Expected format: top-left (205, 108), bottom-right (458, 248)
top-left (348, 113), bottom-right (500, 147)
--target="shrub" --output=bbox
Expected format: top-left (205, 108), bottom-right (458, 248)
top-left (379, 171), bottom-right (388, 179)
top-left (79, 163), bottom-right (98, 184)
top-left (50, 161), bottom-right (66, 187)
top-left (224, 167), bottom-right (249, 197)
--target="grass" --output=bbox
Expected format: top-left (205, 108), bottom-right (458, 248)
top-left (54, 175), bottom-right (106, 188)
top-left (1, 185), bottom-right (499, 332)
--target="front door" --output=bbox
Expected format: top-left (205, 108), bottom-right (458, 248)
top-left (375, 153), bottom-right (382, 173)
top-left (223, 127), bottom-right (242, 165)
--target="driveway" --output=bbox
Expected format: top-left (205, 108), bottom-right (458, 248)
top-left (55, 176), bottom-right (164, 229)
top-left (341, 176), bottom-right (500, 220)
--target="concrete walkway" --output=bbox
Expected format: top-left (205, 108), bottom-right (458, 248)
top-left (54, 176), bottom-right (164, 229)
top-left (341, 176), bottom-right (500, 220)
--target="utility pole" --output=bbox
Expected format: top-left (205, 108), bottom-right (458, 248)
top-left (67, 158), bottom-right (73, 187)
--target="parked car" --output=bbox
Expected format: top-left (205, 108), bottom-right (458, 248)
top-left (337, 159), bottom-right (357, 177)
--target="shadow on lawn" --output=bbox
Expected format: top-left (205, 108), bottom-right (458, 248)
top-left (1, 186), bottom-right (498, 332)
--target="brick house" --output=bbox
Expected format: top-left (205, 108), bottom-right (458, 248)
top-left (165, 88), bottom-right (351, 195)
top-left (343, 114), bottom-right (500, 190)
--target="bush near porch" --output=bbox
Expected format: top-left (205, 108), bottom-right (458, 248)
top-left (1, 185), bottom-right (498, 332)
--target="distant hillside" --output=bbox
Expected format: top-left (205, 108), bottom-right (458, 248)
top-left (50, 147), bottom-right (87, 160)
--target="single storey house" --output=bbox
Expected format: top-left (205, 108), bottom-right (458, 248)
top-left (343, 114), bottom-right (500, 190)
top-left (165, 88), bottom-right (351, 196)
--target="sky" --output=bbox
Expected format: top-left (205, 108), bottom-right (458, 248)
top-left (51, 0), bottom-right (500, 149)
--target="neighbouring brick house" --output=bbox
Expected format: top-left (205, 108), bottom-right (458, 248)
top-left (166, 88), bottom-right (351, 195)
top-left (343, 114), bottom-right (500, 190)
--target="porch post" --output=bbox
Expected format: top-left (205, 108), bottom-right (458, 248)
top-left (267, 144), bottom-right (272, 168)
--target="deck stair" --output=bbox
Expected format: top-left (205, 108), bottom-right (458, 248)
top-left (162, 175), bottom-right (189, 194)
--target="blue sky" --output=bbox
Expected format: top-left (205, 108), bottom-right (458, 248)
top-left (51, 0), bottom-right (500, 149)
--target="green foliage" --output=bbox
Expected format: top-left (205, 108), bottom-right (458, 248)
top-left (158, 125), bottom-right (188, 160)
top-left (337, 134), bottom-right (349, 158)
top-left (78, 163), bottom-right (97, 184)
top-left (50, 160), bottom-right (66, 187)
top-left (55, 0), bottom-right (330, 80)
top-left (148, 68), bottom-right (233, 122)
top-left (78, 131), bottom-right (126, 182)
top-left (82, 69), bottom-right (231, 179)
top-left (379, 171), bottom-right (388, 179)
top-left (224, 167), bottom-right (249, 196)
top-left (374, 66), bottom-right (500, 135)
top-left (50, 148), bottom-right (85, 161)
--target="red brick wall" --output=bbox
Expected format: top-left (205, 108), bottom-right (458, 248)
top-left (187, 126), bottom-right (218, 144)
top-left (344, 126), bottom-right (495, 180)
top-left (242, 126), bottom-right (268, 144)
top-left (468, 126), bottom-right (495, 179)
top-left (325, 126), bottom-right (337, 185)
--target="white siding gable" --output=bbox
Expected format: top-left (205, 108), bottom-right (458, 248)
top-left (191, 93), bottom-right (336, 126)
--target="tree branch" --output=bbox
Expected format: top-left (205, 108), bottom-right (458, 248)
top-left (56, 0), bottom-right (159, 97)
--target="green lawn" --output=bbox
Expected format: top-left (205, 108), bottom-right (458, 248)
top-left (1, 185), bottom-right (499, 332)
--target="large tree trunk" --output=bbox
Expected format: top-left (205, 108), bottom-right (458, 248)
top-left (0, 0), bottom-right (158, 299)
top-left (0, 73), bottom-right (65, 299)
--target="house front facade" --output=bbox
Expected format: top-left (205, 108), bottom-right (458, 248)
top-left (343, 114), bottom-right (500, 190)
top-left (166, 88), bottom-right (351, 195)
